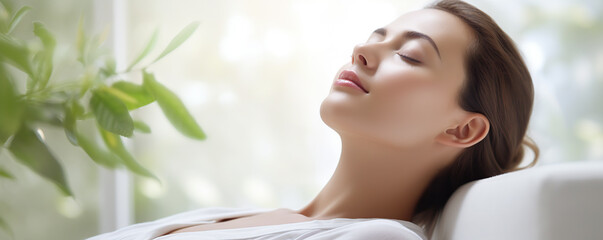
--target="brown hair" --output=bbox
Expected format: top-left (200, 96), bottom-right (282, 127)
top-left (412, 0), bottom-right (539, 234)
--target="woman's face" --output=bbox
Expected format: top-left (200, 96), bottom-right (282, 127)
top-left (320, 9), bottom-right (474, 148)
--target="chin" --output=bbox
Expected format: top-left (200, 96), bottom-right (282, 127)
top-left (319, 97), bottom-right (337, 130)
top-left (319, 94), bottom-right (363, 138)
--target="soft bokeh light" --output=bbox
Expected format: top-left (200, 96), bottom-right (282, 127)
top-left (220, 15), bottom-right (254, 62)
top-left (243, 177), bottom-right (276, 207)
top-left (183, 176), bottom-right (222, 206)
top-left (263, 28), bottom-right (292, 58)
top-left (520, 40), bottom-right (545, 72)
top-left (139, 178), bottom-right (164, 199)
top-left (57, 196), bottom-right (83, 219)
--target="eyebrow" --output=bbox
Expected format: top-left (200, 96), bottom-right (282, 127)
top-left (373, 28), bottom-right (441, 60)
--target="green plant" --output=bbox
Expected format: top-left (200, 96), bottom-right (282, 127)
top-left (0, 2), bottom-right (205, 234)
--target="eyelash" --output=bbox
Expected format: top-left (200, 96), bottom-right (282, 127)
top-left (397, 53), bottom-right (421, 64)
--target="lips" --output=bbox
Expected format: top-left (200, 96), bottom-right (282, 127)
top-left (337, 70), bottom-right (368, 93)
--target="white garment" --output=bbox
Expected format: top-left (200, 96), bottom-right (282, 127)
top-left (87, 207), bottom-right (427, 240)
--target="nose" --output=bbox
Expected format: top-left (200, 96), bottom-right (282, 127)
top-left (352, 43), bottom-right (379, 70)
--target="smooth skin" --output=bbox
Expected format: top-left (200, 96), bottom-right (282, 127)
top-left (165, 8), bottom-right (489, 235)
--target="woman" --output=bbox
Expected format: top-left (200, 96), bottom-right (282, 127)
top-left (89, 0), bottom-right (537, 239)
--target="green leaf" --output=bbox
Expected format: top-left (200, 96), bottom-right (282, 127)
top-left (0, 34), bottom-right (33, 77)
top-left (0, 66), bottom-right (23, 144)
top-left (110, 81), bottom-right (155, 110)
top-left (90, 87), bottom-right (134, 137)
top-left (126, 29), bottom-right (158, 71)
top-left (63, 104), bottom-right (78, 146)
top-left (101, 57), bottom-right (116, 77)
top-left (0, 166), bottom-right (14, 179)
top-left (8, 127), bottom-right (72, 196)
top-left (0, 215), bottom-right (12, 238)
top-left (99, 127), bottom-right (158, 181)
top-left (78, 68), bottom-right (95, 97)
top-left (75, 130), bottom-right (120, 168)
top-left (71, 100), bottom-right (85, 118)
top-left (0, 0), bottom-right (14, 13)
top-left (84, 31), bottom-right (108, 64)
top-left (33, 22), bottom-right (55, 89)
top-left (152, 21), bottom-right (199, 63)
top-left (29, 52), bottom-right (43, 91)
top-left (143, 71), bottom-right (206, 140)
top-left (7, 6), bottom-right (30, 34)
top-left (133, 120), bottom-right (151, 133)
top-left (23, 102), bottom-right (63, 127)
top-left (33, 22), bottom-right (56, 49)
top-left (75, 16), bottom-right (86, 64)
top-left (0, 6), bottom-right (7, 33)
top-left (32, 51), bottom-right (52, 90)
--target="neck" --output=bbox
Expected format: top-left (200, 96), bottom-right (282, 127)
top-left (299, 134), bottom-right (445, 221)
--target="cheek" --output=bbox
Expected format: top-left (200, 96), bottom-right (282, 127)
top-left (320, 64), bottom-right (462, 147)
top-left (368, 70), bottom-right (458, 144)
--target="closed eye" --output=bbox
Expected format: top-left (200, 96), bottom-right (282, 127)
top-left (397, 53), bottom-right (421, 64)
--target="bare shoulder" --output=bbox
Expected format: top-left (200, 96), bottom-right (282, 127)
top-left (332, 219), bottom-right (426, 240)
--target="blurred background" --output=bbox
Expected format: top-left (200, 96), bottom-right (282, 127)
top-left (0, 0), bottom-right (602, 239)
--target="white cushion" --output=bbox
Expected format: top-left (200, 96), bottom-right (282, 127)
top-left (432, 162), bottom-right (603, 240)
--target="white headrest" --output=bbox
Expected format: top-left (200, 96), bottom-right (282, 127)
top-left (432, 162), bottom-right (603, 240)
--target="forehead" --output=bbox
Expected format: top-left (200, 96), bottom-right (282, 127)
top-left (385, 9), bottom-right (474, 62)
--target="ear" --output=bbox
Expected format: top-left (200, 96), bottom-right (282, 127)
top-left (436, 113), bottom-right (490, 148)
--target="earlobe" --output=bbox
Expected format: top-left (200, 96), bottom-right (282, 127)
top-left (436, 113), bottom-right (490, 148)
